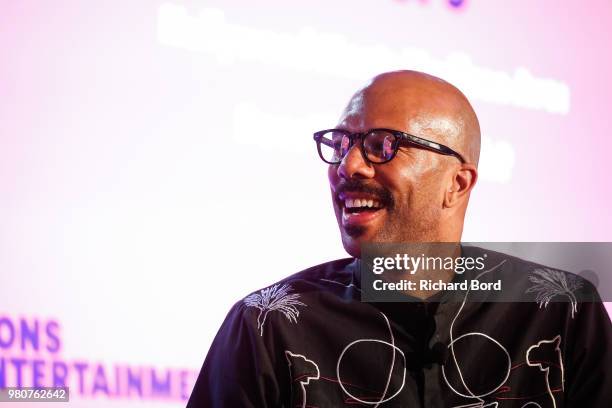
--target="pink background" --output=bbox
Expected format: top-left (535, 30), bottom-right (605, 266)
top-left (1, 1), bottom-right (611, 406)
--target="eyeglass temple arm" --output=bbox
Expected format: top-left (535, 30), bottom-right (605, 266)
top-left (314, 133), bottom-right (337, 148)
top-left (400, 133), bottom-right (466, 163)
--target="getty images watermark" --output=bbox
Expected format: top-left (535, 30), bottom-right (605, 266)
top-left (369, 250), bottom-right (493, 292)
top-left (360, 242), bottom-right (609, 303)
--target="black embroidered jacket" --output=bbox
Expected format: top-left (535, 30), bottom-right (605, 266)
top-left (187, 248), bottom-right (612, 407)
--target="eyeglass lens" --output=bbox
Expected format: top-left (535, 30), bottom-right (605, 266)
top-left (318, 130), bottom-right (396, 164)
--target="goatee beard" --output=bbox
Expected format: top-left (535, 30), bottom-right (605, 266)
top-left (344, 224), bottom-right (366, 237)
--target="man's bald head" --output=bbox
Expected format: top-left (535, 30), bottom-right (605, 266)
top-left (342, 70), bottom-right (480, 165)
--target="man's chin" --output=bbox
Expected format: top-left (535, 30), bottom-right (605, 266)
top-left (341, 228), bottom-right (376, 259)
top-left (343, 224), bottom-right (367, 238)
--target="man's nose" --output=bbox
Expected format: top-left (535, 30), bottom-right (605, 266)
top-left (337, 143), bottom-right (375, 180)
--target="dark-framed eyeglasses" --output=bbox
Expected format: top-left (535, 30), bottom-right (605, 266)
top-left (313, 128), bottom-right (466, 165)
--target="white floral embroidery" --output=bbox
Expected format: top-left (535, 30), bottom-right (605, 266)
top-left (526, 268), bottom-right (582, 318)
top-left (244, 284), bottom-right (306, 336)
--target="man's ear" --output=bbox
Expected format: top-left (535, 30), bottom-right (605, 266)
top-left (444, 164), bottom-right (478, 208)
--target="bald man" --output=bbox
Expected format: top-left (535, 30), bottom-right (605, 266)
top-left (187, 71), bottom-right (611, 407)
top-left (331, 71), bottom-right (479, 253)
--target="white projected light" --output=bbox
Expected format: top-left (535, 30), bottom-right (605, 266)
top-left (479, 136), bottom-right (516, 183)
top-left (157, 3), bottom-right (571, 114)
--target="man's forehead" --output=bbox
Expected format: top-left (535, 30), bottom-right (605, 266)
top-left (337, 88), bottom-right (462, 142)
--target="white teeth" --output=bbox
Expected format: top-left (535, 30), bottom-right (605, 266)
top-left (344, 198), bottom-right (382, 209)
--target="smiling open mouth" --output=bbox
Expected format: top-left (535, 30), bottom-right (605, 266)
top-left (343, 198), bottom-right (384, 214)
top-left (338, 193), bottom-right (388, 229)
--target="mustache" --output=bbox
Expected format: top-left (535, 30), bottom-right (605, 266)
top-left (335, 180), bottom-right (394, 208)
